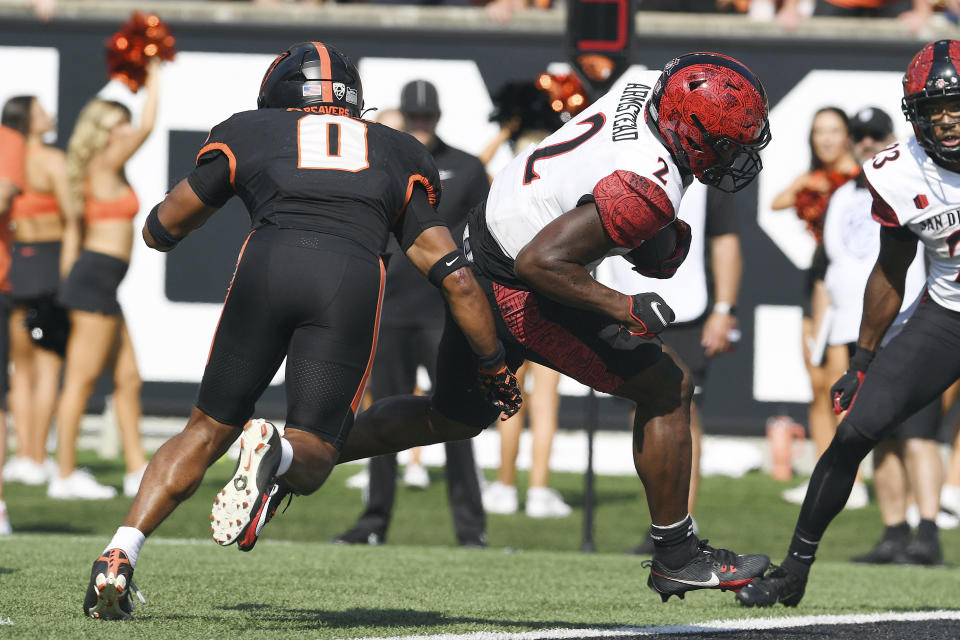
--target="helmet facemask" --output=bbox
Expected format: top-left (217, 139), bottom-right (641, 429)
top-left (903, 93), bottom-right (960, 166)
top-left (693, 114), bottom-right (771, 192)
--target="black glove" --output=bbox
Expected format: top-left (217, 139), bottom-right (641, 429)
top-left (627, 292), bottom-right (675, 338)
top-left (831, 347), bottom-right (875, 414)
top-left (598, 292), bottom-right (675, 350)
top-left (478, 364), bottom-right (523, 420)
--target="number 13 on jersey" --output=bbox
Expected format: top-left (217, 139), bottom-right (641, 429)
top-left (298, 114), bottom-right (370, 172)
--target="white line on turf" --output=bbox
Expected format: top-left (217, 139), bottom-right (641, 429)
top-left (340, 610), bottom-right (960, 640)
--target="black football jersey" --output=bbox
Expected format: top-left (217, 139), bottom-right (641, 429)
top-left (192, 108), bottom-right (443, 253)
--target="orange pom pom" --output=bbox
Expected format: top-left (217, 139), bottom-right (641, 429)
top-left (105, 11), bottom-right (177, 92)
top-left (535, 72), bottom-right (591, 121)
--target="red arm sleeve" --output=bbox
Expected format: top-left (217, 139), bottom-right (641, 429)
top-left (0, 126), bottom-right (25, 191)
top-left (864, 174), bottom-right (900, 228)
top-left (592, 170), bottom-right (675, 248)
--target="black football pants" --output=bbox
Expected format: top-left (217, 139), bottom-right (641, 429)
top-left (351, 324), bottom-right (486, 546)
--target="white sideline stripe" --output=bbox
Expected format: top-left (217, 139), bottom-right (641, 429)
top-left (340, 610), bottom-right (960, 640)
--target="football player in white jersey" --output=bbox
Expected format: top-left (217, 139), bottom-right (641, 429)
top-left (340, 52), bottom-right (773, 602)
top-left (739, 40), bottom-right (960, 608)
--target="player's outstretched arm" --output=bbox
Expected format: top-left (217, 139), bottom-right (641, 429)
top-left (401, 207), bottom-right (522, 418)
top-left (142, 178), bottom-right (219, 252)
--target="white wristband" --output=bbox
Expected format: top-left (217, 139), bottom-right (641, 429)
top-left (713, 301), bottom-right (734, 315)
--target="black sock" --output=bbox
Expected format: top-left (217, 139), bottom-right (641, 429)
top-left (883, 522), bottom-right (910, 542)
top-left (781, 554), bottom-right (812, 577)
top-left (651, 515), bottom-right (697, 569)
top-left (917, 519), bottom-right (938, 541)
top-left (786, 527), bottom-right (820, 567)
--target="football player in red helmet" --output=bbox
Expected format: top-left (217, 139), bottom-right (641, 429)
top-left (648, 52), bottom-right (771, 193)
top-left (339, 52), bottom-right (773, 603)
top-left (739, 40), bottom-right (960, 608)
top-left (902, 39), bottom-right (960, 169)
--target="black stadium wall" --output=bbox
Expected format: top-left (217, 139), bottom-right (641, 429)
top-left (0, 3), bottom-right (947, 434)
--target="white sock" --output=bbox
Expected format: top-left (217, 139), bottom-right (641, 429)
top-left (105, 526), bottom-right (146, 568)
top-left (277, 437), bottom-right (294, 476)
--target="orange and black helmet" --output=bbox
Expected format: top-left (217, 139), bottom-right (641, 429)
top-left (257, 42), bottom-right (363, 116)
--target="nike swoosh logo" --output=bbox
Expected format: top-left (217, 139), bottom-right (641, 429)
top-left (657, 572), bottom-right (720, 587)
top-left (445, 257), bottom-right (459, 267)
top-left (651, 301), bottom-right (667, 326)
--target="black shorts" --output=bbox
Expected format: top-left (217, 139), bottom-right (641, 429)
top-left (58, 250), bottom-right (128, 316)
top-left (660, 319), bottom-right (707, 402)
top-left (11, 241), bottom-right (60, 303)
top-left (847, 297), bottom-right (960, 442)
top-left (431, 270), bottom-right (663, 429)
top-left (368, 325), bottom-right (442, 400)
top-left (196, 226), bottom-right (384, 449)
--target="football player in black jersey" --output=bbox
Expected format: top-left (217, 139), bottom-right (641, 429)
top-left (82, 42), bottom-right (521, 620)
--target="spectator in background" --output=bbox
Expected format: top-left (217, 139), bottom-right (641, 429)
top-left (1, 96), bottom-right (72, 488)
top-left (775, 0), bottom-right (943, 33)
top-left (943, 389), bottom-right (960, 520)
top-left (333, 80), bottom-right (490, 547)
top-left (771, 106), bottom-right (865, 509)
top-left (479, 84), bottom-right (577, 519)
top-left (820, 106), bottom-right (942, 565)
top-left (483, 361), bottom-right (569, 517)
top-left (52, 60), bottom-right (159, 500)
top-left (600, 185), bottom-right (742, 553)
top-left (0, 123), bottom-right (26, 534)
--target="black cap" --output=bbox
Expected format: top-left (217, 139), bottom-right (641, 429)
top-left (849, 106), bottom-right (894, 141)
top-left (400, 79), bottom-right (440, 116)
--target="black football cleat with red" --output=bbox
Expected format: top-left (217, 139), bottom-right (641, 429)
top-left (83, 548), bottom-right (145, 619)
top-left (642, 540), bottom-right (769, 602)
top-left (211, 419), bottom-right (291, 552)
top-left (735, 563), bottom-right (808, 607)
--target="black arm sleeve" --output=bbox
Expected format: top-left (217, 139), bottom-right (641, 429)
top-left (187, 152), bottom-right (234, 208)
top-left (882, 223), bottom-right (917, 243)
top-left (392, 185), bottom-right (447, 251)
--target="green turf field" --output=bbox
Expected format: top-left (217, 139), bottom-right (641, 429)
top-left (1, 452), bottom-right (958, 638)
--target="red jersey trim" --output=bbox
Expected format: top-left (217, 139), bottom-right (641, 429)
top-left (864, 174), bottom-right (900, 228)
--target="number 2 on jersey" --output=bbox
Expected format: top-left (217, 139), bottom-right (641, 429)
top-left (523, 113), bottom-right (606, 184)
top-left (298, 115), bottom-right (369, 172)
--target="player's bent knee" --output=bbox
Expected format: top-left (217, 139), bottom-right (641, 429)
top-left (429, 405), bottom-right (485, 440)
top-left (833, 420), bottom-right (879, 463)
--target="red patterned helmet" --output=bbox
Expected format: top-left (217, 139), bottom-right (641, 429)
top-left (647, 52), bottom-right (771, 193)
top-left (902, 40), bottom-right (960, 166)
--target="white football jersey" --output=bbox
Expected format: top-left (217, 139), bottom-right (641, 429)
top-left (863, 137), bottom-right (960, 312)
top-left (473, 69), bottom-right (687, 284)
